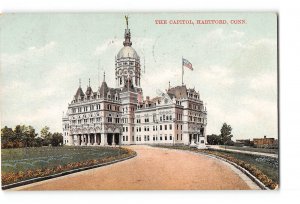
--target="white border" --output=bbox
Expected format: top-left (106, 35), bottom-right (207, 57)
top-left (1, 0), bottom-right (300, 204)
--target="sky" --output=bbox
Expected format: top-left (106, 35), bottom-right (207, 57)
top-left (0, 13), bottom-right (278, 140)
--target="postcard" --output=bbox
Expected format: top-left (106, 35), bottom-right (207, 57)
top-left (0, 13), bottom-right (278, 190)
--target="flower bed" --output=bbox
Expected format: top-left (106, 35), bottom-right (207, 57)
top-left (2, 147), bottom-right (136, 186)
top-left (198, 149), bottom-right (277, 189)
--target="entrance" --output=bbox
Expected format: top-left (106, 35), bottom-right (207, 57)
top-left (107, 134), bottom-right (113, 145)
top-left (115, 133), bottom-right (120, 145)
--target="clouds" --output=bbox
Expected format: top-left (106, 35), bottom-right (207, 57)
top-left (1, 41), bottom-right (57, 66)
top-left (0, 40), bottom-right (89, 133)
top-left (0, 13), bottom-right (278, 140)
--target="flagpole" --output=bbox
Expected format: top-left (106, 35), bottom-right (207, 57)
top-left (182, 56), bottom-right (184, 86)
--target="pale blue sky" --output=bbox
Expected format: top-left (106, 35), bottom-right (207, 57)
top-left (0, 13), bottom-right (277, 139)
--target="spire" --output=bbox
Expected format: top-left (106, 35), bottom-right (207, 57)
top-left (79, 78), bottom-right (81, 87)
top-left (103, 71), bottom-right (106, 82)
top-left (123, 15), bottom-right (132, 47)
top-left (169, 81), bottom-right (171, 90)
top-left (125, 15), bottom-right (129, 29)
top-left (88, 78), bottom-right (90, 87)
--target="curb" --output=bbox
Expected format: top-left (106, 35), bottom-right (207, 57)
top-left (2, 153), bottom-right (137, 190)
top-left (198, 152), bottom-right (270, 190)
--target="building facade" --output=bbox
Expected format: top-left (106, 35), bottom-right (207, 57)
top-left (253, 136), bottom-right (277, 148)
top-left (62, 18), bottom-right (207, 147)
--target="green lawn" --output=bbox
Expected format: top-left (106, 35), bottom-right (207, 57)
top-left (208, 149), bottom-right (279, 184)
top-left (1, 146), bottom-right (129, 174)
top-left (217, 145), bottom-right (278, 154)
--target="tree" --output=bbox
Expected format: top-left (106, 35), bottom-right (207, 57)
top-left (40, 126), bottom-right (51, 139)
top-left (51, 133), bottom-right (63, 146)
top-left (40, 126), bottom-right (52, 146)
top-left (220, 123), bottom-right (234, 145)
top-left (207, 134), bottom-right (221, 145)
top-left (1, 126), bottom-right (15, 148)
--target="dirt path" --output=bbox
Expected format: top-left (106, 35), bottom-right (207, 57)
top-left (14, 145), bottom-right (259, 190)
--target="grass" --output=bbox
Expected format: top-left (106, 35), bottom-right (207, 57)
top-left (207, 149), bottom-right (279, 184)
top-left (217, 145), bottom-right (278, 154)
top-left (1, 146), bottom-right (135, 185)
top-left (153, 145), bottom-right (279, 189)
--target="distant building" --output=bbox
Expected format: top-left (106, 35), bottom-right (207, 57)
top-left (235, 139), bottom-right (251, 147)
top-left (62, 17), bottom-right (207, 146)
top-left (253, 136), bottom-right (276, 148)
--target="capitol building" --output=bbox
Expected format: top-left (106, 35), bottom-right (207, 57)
top-left (62, 18), bottom-right (207, 147)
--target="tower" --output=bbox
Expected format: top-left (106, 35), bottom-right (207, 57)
top-left (115, 15), bottom-right (141, 88)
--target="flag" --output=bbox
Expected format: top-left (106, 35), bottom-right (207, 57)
top-left (182, 58), bottom-right (193, 70)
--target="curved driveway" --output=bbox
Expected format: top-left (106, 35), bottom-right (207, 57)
top-left (15, 145), bottom-right (259, 190)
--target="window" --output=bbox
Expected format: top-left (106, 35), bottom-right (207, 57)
top-left (169, 124), bottom-right (172, 130)
top-left (165, 125), bottom-right (167, 130)
top-left (160, 135), bottom-right (162, 140)
top-left (170, 135), bottom-right (172, 140)
top-left (165, 135), bottom-right (167, 140)
top-left (107, 114), bottom-right (112, 123)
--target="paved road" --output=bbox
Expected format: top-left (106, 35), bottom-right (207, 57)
top-left (14, 145), bottom-right (259, 190)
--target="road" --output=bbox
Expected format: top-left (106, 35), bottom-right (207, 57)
top-left (13, 145), bottom-right (259, 190)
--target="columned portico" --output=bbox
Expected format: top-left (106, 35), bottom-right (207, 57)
top-left (81, 134), bottom-right (86, 146)
top-left (76, 135), bottom-right (80, 146)
top-left (100, 133), bottom-right (108, 146)
top-left (70, 134), bottom-right (74, 145)
top-left (87, 134), bottom-right (91, 146)
top-left (93, 134), bottom-right (98, 145)
top-left (112, 134), bottom-right (116, 146)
